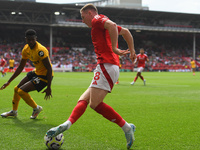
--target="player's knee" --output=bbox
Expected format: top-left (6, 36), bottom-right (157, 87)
top-left (14, 86), bottom-right (19, 93)
top-left (89, 102), bottom-right (97, 110)
top-left (17, 88), bottom-right (26, 96)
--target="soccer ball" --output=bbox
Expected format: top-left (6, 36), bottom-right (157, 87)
top-left (44, 133), bottom-right (64, 149)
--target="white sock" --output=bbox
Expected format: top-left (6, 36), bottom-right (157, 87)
top-left (61, 120), bottom-right (72, 130)
top-left (12, 110), bottom-right (17, 113)
top-left (121, 122), bottom-right (131, 133)
top-left (33, 105), bottom-right (39, 110)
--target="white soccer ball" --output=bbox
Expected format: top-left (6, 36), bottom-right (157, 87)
top-left (44, 133), bottom-right (64, 149)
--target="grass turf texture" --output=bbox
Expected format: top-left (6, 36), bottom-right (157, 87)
top-left (0, 72), bottom-right (199, 150)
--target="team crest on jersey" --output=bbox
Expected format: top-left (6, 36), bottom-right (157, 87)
top-left (38, 51), bottom-right (44, 57)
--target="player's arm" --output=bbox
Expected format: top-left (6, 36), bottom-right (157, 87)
top-left (146, 57), bottom-right (149, 62)
top-left (104, 20), bottom-right (130, 56)
top-left (42, 57), bottom-right (53, 100)
top-left (0, 59), bottom-right (27, 90)
top-left (133, 58), bottom-right (138, 65)
top-left (119, 27), bottom-right (136, 62)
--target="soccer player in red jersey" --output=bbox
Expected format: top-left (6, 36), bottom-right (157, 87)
top-left (0, 55), bottom-right (7, 77)
top-left (47, 3), bottom-right (136, 149)
top-left (131, 48), bottom-right (149, 85)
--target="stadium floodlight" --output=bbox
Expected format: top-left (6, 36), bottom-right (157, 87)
top-left (11, 12), bottom-right (16, 15)
top-left (54, 12), bottom-right (60, 15)
top-left (18, 12), bottom-right (22, 15)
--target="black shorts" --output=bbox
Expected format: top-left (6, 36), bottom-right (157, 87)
top-left (27, 71), bottom-right (52, 92)
top-left (9, 67), bottom-right (14, 69)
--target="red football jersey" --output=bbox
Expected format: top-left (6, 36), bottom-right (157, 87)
top-left (91, 14), bottom-right (122, 66)
top-left (0, 58), bottom-right (6, 66)
top-left (137, 54), bottom-right (148, 68)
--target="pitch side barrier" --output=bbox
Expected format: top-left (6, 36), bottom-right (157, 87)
top-left (4, 67), bottom-right (72, 72)
top-left (3, 67), bottom-right (194, 72)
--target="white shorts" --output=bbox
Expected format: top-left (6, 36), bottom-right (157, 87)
top-left (137, 67), bottom-right (144, 73)
top-left (89, 63), bottom-right (119, 92)
top-left (0, 67), bottom-right (4, 72)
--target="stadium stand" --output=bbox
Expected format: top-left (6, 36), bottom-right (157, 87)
top-left (0, 1), bottom-right (199, 72)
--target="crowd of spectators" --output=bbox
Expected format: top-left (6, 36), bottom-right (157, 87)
top-left (0, 30), bottom-right (199, 72)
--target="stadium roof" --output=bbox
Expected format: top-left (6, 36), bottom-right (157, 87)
top-left (0, 1), bottom-right (200, 33)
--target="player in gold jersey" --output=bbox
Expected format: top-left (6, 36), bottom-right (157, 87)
top-left (7, 57), bottom-right (15, 72)
top-left (1, 29), bottom-right (53, 119)
top-left (190, 59), bottom-right (196, 76)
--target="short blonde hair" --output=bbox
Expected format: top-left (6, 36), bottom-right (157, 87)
top-left (80, 3), bottom-right (98, 13)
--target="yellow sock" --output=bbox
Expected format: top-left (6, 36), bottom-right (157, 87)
top-left (18, 88), bottom-right (37, 109)
top-left (12, 86), bottom-right (21, 111)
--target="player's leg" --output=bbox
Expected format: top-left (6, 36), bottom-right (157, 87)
top-left (90, 64), bottom-right (135, 149)
top-left (131, 71), bottom-right (139, 85)
top-left (18, 80), bottom-right (37, 107)
top-left (138, 68), bottom-right (146, 85)
top-left (12, 76), bottom-right (31, 111)
top-left (138, 72), bottom-right (143, 80)
top-left (46, 89), bottom-right (90, 137)
top-left (1, 67), bottom-right (5, 77)
top-left (18, 80), bottom-right (43, 119)
top-left (7, 67), bottom-right (11, 73)
top-left (1, 76), bottom-right (30, 117)
top-left (65, 89), bottom-right (90, 126)
top-left (90, 87), bottom-right (133, 129)
top-left (193, 68), bottom-right (195, 76)
top-left (2, 67), bottom-right (6, 76)
top-left (20, 72), bottom-right (50, 119)
top-left (139, 72), bottom-right (146, 85)
top-left (90, 87), bottom-right (135, 149)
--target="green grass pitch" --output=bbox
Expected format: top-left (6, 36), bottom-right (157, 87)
top-left (0, 72), bottom-right (200, 150)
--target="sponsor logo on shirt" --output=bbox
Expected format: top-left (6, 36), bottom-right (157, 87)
top-left (38, 51), bottom-right (44, 57)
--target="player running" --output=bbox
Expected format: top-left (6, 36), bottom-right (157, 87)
top-left (46, 4), bottom-right (136, 149)
top-left (1, 29), bottom-right (53, 119)
top-left (131, 48), bottom-right (149, 85)
top-left (190, 59), bottom-right (196, 76)
top-left (7, 57), bottom-right (15, 73)
top-left (0, 55), bottom-right (7, 77)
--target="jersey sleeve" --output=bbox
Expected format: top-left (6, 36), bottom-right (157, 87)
top-left (117, 26), bottom-right (122, 33)
top-left (145, 55), bottom-right (148, 60)
top-left (21, 46), bottom-right (28, 59)
top-left (92, 15), bottom-right (109, 30)
top-left (38, 47), bottom-right (49, 60)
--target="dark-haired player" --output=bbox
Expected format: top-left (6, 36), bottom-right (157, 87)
top-left (1, 29), bottom-right (53, 119)
top-left (47, 3), bottom-right (136, 149)
top-left (131, 48), bottom-right (149, 85)
top-left (0, 55), bottom-right (7, 77)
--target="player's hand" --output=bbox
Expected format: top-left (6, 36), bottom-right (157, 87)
top-left (118, 49), bottom-right (130, 56)
top-left (130, 52), bottom-right (136, 62)
top-left (0, 82), bottom-right (10, 90)
top-left (42, 87), bottom-right (52, 100)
